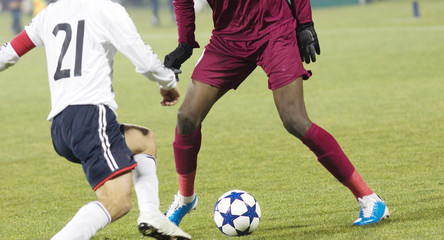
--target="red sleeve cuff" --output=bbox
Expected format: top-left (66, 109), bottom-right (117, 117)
top-left (10, 30), bottom-right (36, 57)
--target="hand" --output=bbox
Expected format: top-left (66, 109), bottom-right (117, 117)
top-left (160, 86), bottom-right (180, 106)
top-left (164, 42), bottom-right (193, 69)
top-left (296, 22), bottom-right (321, 64)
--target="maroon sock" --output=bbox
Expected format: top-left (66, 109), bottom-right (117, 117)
top-left (302, 123), bottom-right (355, 182)
top-left (173, 126), bottom-right (201, 195)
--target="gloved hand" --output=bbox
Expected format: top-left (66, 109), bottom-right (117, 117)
top-left (164, 42), bottom-right (193, 69)
top-left (296, 22), bottom-right (320, 64)
top-left (171, 68), bottom-right (182, 82)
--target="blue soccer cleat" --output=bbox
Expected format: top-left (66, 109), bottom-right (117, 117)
top-left (353, 194), bottom-right (390, 226)
top-left (165, 192), bottom-right (198, 226)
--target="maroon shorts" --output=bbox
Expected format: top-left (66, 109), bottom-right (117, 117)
top-left (191, 24), bottom-right (311, 90)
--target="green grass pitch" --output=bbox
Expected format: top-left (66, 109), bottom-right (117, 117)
top-left (0, 0), bottom-right (443, 239)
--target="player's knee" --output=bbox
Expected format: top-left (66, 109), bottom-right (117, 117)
top-left (113, 198), bottom-right (132, 221)
top-left (95, 172), bottom-right (133, 221)
top-left (177, 110), bottom-right (200, 134)
top-left (120, 197), bottom-right (132, 216)
top-left (98, 194), bottom-right (132, 221)
top-left (101, 191), bottom-right (132, 221)
top-left (281, 116), bottom-right (311, 139)
top-left (114, 195), bottom-right (132, 216)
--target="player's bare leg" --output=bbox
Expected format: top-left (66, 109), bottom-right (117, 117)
top-left (177, 80), bottom-right (228, 135)
top-left (124, 124), bottom-right (191, 239)
top-left (51, 172), bottom-right (132, 240)
top-left (95, 172), bottom-right (133, 220)
top-left (272, 77), bottom-right (312, 138)
top-left (273, 77), bottom-right (389, 225)
top-left (166, 80), bottom-right (228, 226)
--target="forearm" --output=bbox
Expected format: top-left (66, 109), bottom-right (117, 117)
top-left (0, 30), bottom-right (35, 71)
top-left (0, 43), bottom-right (19, 71)
top-left (173, 0), bottom-right (199, 48)
top-left (120, 43), bottom-right (177, 90)
top-left (140, 51), bottom-right (177, 90)
top-left (143, 67), bottom-right (178, 90)
top-left (293, 0), bottom-right (313, 25)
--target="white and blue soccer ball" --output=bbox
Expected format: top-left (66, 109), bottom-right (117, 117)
top-left (213, 190), bottom-right (261, 236)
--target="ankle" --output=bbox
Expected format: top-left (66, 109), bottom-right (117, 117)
top-left (178, 192), bottom-right (196, 203)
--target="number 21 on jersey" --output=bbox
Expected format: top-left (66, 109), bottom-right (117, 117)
top-left (52, 20), bottom-right (85, 81)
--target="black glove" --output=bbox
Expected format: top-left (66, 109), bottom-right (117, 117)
top-left (296, 22), bottom-right (320, 64)
top-left (172, 68), bottom-right (182, 82)
top-left (164, 42), bottom-right (193, 69)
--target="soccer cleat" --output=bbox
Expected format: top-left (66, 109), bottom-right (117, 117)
top-left (353, 194), bottom-right (390, 226)
top-left (138, 210), bottom-right (192, 239)
top-left (165, 193), bottom-right (198, 226)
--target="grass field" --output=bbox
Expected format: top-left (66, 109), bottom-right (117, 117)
top-left (1, 0), bottom-right (443, 239)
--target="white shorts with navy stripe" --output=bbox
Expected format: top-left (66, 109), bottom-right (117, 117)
top-left (51, 104), bottom-right (136, 190)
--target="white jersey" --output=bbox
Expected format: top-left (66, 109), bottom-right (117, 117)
top-left (24, 0), bottom-right (177, 120)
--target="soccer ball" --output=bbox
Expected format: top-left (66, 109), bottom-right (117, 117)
top-left (213, 190), bottom-right (261, 236)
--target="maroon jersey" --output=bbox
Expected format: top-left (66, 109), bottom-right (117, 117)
top-left (173, 0), bottom-right (313, 48)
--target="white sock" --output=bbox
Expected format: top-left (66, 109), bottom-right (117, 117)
top-left (366, 193), bottom-right (381, 200)
top-left (133, 154), bottom-right (159, 213)
top-left (178, 192), bottom-right (196, 204)
top-left (51, 201), bottom-right (111, 240)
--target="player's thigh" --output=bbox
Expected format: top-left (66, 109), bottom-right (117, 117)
top-left (272, 78), bottom-right (312, 138)
top-left (58, 105), bottom-right (136, 191)
top-left (51, 115), bottom-right (80, 163)
top-left (123, 124), bottom-right (156, 157)
top-left (191, 35), bottom-right (257, 90)
top-left (260, 25), bottom-right (311, 90)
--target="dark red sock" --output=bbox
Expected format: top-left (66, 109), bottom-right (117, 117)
top-left (302, 123), bottom-right (373, 198)
top-left (173, 126), bottom-right (201, 196)
top-left (302, 123), bottom-right (355, 182)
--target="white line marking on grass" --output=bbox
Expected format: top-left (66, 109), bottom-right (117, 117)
top-left (322, 25), bottom-right (444, 34)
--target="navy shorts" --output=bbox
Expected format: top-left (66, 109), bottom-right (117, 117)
top-left (51, 104), bottom-right (136, 191)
